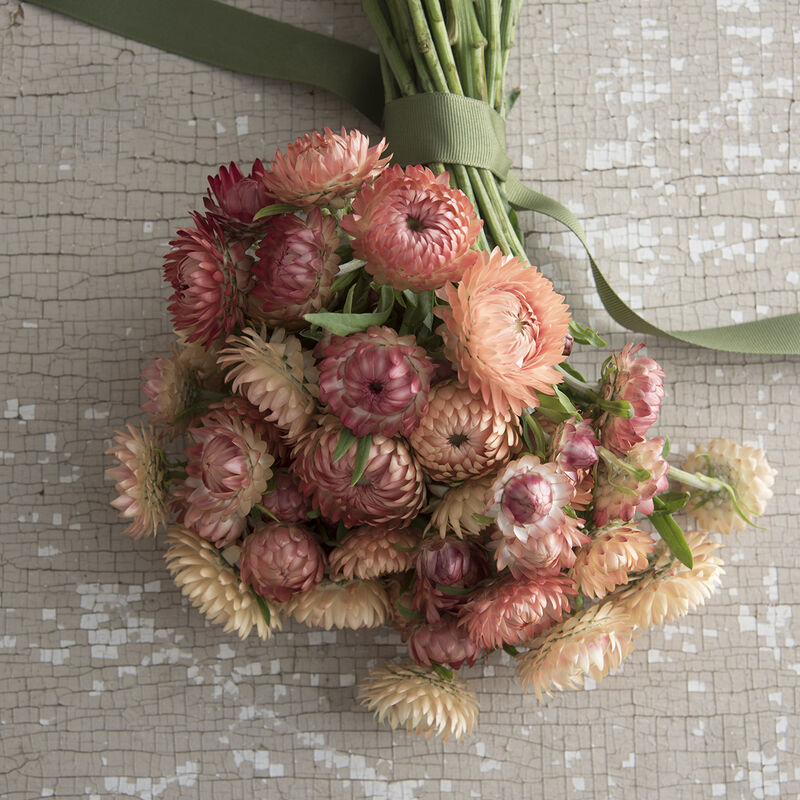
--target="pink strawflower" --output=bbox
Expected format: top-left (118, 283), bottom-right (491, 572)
top-left (593, 438), bottom-right (669, 526)
top-left (185, 406), bottom-right (274, 518)
top-left (342, 164), bottom-right (482, 291)
top-left (258, 470), bottom-right (312, 523)
top-left (171, 483), bottom-right (246, 548)
top-left (239, 522), bottom-right (325, 602)
top-left (164, 214), bottom-right (253, 348)
top-left (549, 418), bottom-right (599, 483)
top-left (315, 326), bottom-right (433, 437)
top-left (598, 343), bottom-right (665, 456)
top-left (250, 208), bottom-right (341, 328)
top-left (436, 249), bottom-right (571, 415)
top-left (291, 416), bottom-right (426, 529)
top-left (262, 127), bottom-right (389, 208)
top-left (407, 617), bottom-right (481, 669)
top-left (204, 159), bottom-right (274, 235)
top-left (458, 574), bottom-right (576, 650)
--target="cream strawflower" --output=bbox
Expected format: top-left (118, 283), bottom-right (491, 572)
top-left (262, 127), bottom-right (389, 208)
top-left (571, 523), bottom-right (654, 599)
top-left (516, 602), bottom-right (638, 701)
top-left (680, 439), bottom-right (776, 534)
top-left (106, 423), bottom-right (168, 539)
top-left (427, 475), bottom-right (495, 538)
top-left (164, 526), bottom-right (280, 640)
top-left (436, 248), bottom-right (571, 416)
top-left (284, 579), bottom-right (390, 630)
top-left (613, 532), bottom-right (724, 629)
top-left (358, 662), bottom-right (479, 742)
top-left (217, 327), bottom-right (319, 442)
top-left (328, 526), bottom-right (419, 580)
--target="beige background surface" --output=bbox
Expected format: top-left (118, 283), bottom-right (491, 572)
top-left (1, 0), bottom-right (799, 797)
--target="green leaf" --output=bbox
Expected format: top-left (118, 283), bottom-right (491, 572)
top-left (650, 499), bottom-right (693, 568)
top-left (397, 603), bottom-right (422, 620)
top-left (520, 409), bottom-right (549, 458)
top-left (304, 309), bottom-right (392, 336)
top-left (335, 243), bottom-right (354, 261)
top-left (330, 268), bottom-right (359, 294)
top-left (661, 436), bottom-right (671, 458)
top-left (333, 427), bottom-right (357, 462)
top-left (254, 594), bottom-right (271, 627)
top-left (253, 202), bottom-right (301, 220)
top-left (472, 513), bottom-right (495, 525)
top-left (350, 435), bottom-right (372, 486)
top-left (342, 282), bottom-right (356, 314)
top-left (432, 664), bottom-right (454, 682)
top-left (505, 87), bottom-right (521, 113)
top-left (435, 583), bottom-right (474, 596)
top-left (502, 643), bottom-right (520, 657)
top-left (535, 385), bottom-right (579, 423)
top-left (559, 361), bottom-right (587, 383)
top-left (569, 319), bottom-right (608, 347)
top-left (650, 491), bottom-right (690, 515)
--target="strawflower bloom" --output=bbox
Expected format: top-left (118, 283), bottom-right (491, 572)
top-left (436, 249), bottom-right (571, 415)
top-left (549, 418), bottom-right (600, 484)
top-left (163, 213), bottom-right (253, 348)
top-left (409, 381), bottom-right (519, 483)
top-left (204, 159), bottom-right (274, 235)
top-left (407, 617), bottom-right (481, 669)
top-left (598, 343), bottom-right (665, 456)
top-left (106, 423), bottom-right (168, 539)
top-left (427, 475), bottom-right (495, 539)
top-left (284, 579), bottom-right (391, 630)
top-left (258, 470), bottom-right (312, 523)
top-left (328, 526), bottom-right (420, 580)
top-left (164, 526), bottom-right (280, 640)
top-left (316, 326), bottom-right (433, 437)
top-left (613, 532), bottom-right (724, 629)
top-left (239, 522), bottom-right (325, 602)
top-left (571, 523), bottom-right (654, 599)
top-left (681, 439), bottom-right (776, 534)
top-left (516, 602), bottom-right (638, 700)
top-left (342, 164), bottom-right (482, 291)
top-left (171, 483), bottom-right (247, 548)
top-left (358, 662), bottom-right (479, 742)
top-left (250, 208), bottom-right (340, 328)
top-left (262, 127), bottom-right (389, 207)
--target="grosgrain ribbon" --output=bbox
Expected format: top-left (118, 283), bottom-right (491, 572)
top-left (26, 0), bottom-right (800, 355)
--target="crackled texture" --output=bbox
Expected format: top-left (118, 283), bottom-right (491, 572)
top-left (1, 0), bottom-right (799, 797)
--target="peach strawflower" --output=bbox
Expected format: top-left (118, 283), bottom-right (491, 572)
top-left (342, 164), bottom-right (482, 291)
top-left (217, 327), bottom-right (319, 442)
top-left (106, 423), bottom-right (168, 539)
top-left (358, 662), bottom-right (479, 742)
top-left (516, 602), bottom-right (638, 701)
top-left (262, 127), bottom-right (389, 208)
top-left (284, 579), bottom-right (391, 630)
top-left (250, 208), bottom-right (340, 328)
top-left (436, 249), bottom-right (571, 415)
top-left (409, 381), bottom-right (519, 483)
top-left (427, 475), bottom-right (495, 538)
top-left (164, 526), bottom-right (281, 640)
top-left (681, 439), bottom-right (776, 534)
top-left (571, 523), bottom-right (654, 599)
top-left (407, 617), bottom-right (481, 669)
top-left (204, 159), bottom-right (274, 235)
top-left (328, 526), bottom-right (419, 580)
top-left (613, 532), bottom-right (724, 629)
top-left (598, 343), bottom-right (665, 456)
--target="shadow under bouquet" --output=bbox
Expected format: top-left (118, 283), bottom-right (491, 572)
top-left (107, 127), bottom-right (776, 741)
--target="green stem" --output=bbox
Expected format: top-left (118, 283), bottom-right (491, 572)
top-left (485, 0), bottom-right (502, 109)
top-left (597, 445), bottom-right (651, 482)
top-left (407, 0), bottom-right (450, 92)
top-left (478, 168), bottom-right (526, 258)
top-left (387, 0), bottom-right (437, 93)
top-left (467, 165), bottom-right (511, 251)
top-left (362, 0), bottom-right (418, 96)
top-left (668, 465), bottom-right (723, 493)
top-left (464, 0), bottom-right (489, 102)
top-left (423, 0), bottom-right (463, 94)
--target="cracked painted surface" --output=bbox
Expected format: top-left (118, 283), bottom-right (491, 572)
top-left (1, 0), bottom-right (798, 797)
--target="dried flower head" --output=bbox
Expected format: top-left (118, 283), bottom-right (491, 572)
top-left (427, 475), bottom-right (495, 538)
top-left (258, 470), bottom-right (312, 523)
top-left (329, 526), bottom-right (420, 580)
top-left (342, 164), bottom-right (482, 291)
top-left (164, 526), bottom-right (280, 640)
top-left (106, 423), bottom-right (168, 539)
top-left (407, 617), bottom-right (481, 669)
top-left (171, 483), bottom-right (247, 549)
top-left (284, 579), bottom-right (391, 630)
top-left (436, 249), bottom-right (571, 415)
top-left (358, 662), bottom-right (479, 742)
top-left (204, 159), bottom-right (274, 235)
top-left (263, 127), bottom-right (389, 207)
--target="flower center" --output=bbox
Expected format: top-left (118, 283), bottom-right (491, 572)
top-left (448, 432), bottom-right (469, 448)
top-left (406, 215), bottom-right (425, 232)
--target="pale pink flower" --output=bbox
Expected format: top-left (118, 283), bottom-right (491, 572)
top-left (239, 522), bottom-right (325, 602)
top-left (171, 483), bottom-right (247, 548)
top-left (342, 164), bottom-right (482, 291)
top-left (436, 249), bottom-right (571, 415)
top-left (593, 438), bottom-right (669, 526)
top-left (258, 470), bottom-right (312, 523)
top-left (262, 127), bottom-right (389, 208)
top-left (316, 326), bottom-right (433, 437)
top-left (458, 574), bottom-right (576, 650)
top-left (407, 617), bottom-right (481, 669)
top-left (249, 208), bottom-right (340, 328)
top-left (204, 159), bottom-right (274, 235)
top-left (549, 418), bottom-right (599, 483)
top-left (164, 214), bottom-right (253, 348)
top-left (291, 416), bottom-right (426, 528)
top-left (598, 343), bottom-right (665, 456)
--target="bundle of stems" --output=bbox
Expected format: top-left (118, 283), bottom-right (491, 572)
top-left (363, 0), bottom-right (526, 258)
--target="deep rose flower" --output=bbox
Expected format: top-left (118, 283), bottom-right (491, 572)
top-left (171, 483), bottom-right (247, 549)
top-left (262, 127), bottom-right (389, 207)
top-left (250, 208), bottom-right (340, 328)
top-left (407, 617), bottom-right (481, 669)
top-left (164, 213), bottom-right (253, 348)
top-left (549, 418), bottom-right (600, 482)
top-left (598, 343), bottom-right (665, 456)
top-left (436, 249), bottom-right (571, 415)
top-left (239, 522), bottom-right (325, 602)
top-left (258, 470), bottom-right (312, 523)
top-left (204, 159), bottom-right (274, 235)
top-left (341, 164), bottom-right (482, 291)
top-left (409, 381), bottom-right (519, 483)
top-left (315, 326), bottom-right (433, 437)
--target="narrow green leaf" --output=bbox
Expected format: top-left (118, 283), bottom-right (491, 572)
top-left (432, 665), bottom-right (454, 682)
top-left (253, 202), bottom-right (301, 220)
top-left (472, 513), bottom-right (495, 525)
top-left (343, 282), bottom-right (356, 314)
top-left (350, 435), bottom-right (372, 486)
top-left (333, 427), bottom-right (357, 462)
top-left (435, 583), bottom-right (474, 596)
top-left (330, 268), bottom-right (359, 294)
top-left (559, 361), bottom-right (587, 383)
top-left (502, 643), bottom-right (520, 657)
top-left (254, 594), bottom-right (271, 627)
top-left (650, 500), bottom-right (693, 568)
top-left (304, 308), bottom-right (392, 336)
top-left (397, 602), bottom-right (422, 620)
top-left (535, 386), bottom-right (579, 423)
top-left (650, 491), bottom-right (690, 515)
top-left (661, 435), bottom-right (671, 458)
top-left (569, 319), bottom-right (608, 347)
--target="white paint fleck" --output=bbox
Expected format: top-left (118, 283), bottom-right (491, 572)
top-left (84, 407), bottom-right (110, 420)
top-left (22, 320), bottom-right (38, 328)
top-left (688, 680), bottom-right (706, 692)
top-left (38, 546), bottom-right (59, 557)
top-left (235, 115), bottom-right (249, 136)
top-left (215, 120), bottom-right (226, 134)
top-left (4, 398), bottom-right (18, 418)
top-left (143, 221), bottom-right (154, 233)
top-left (44, 433), bottom-right (57, 452)
top-left (42, 609), bottom-right (55, 621)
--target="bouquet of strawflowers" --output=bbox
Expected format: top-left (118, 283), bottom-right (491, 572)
top-left (106, 127), bottom-right (776, 741)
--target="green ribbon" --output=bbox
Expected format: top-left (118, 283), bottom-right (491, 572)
top-left (28, 0), bottom-right (800, 355)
